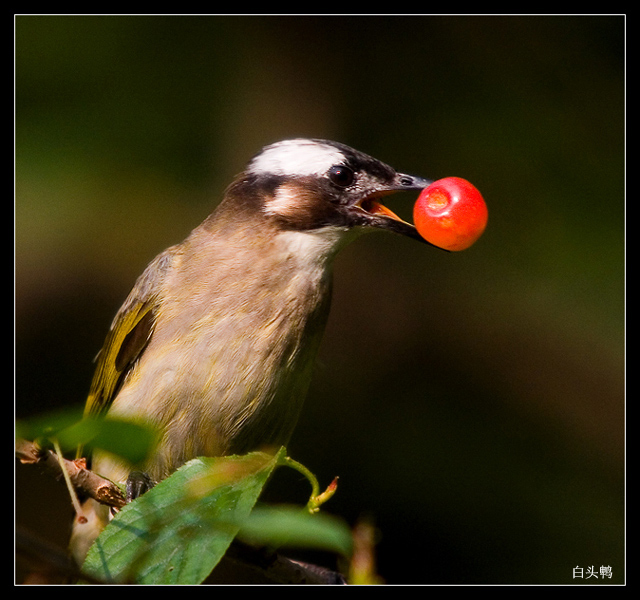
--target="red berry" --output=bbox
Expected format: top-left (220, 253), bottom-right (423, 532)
top-left (413, 177), bottom-right (488, 251)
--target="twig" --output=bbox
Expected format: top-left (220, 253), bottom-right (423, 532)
top-left (15, 438), bottom-right (126, 510)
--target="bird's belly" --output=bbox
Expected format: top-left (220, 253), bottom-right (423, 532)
top-left (101, 308), bottom-right (324, 482)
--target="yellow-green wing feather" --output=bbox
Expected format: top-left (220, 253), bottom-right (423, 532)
top-left (83, 247), bottom-right (176, 420)
top-left (83, 299), bottom-right (156, 419)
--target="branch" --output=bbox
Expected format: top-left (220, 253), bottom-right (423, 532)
top-left (16, 527), bottom-right (104, 584)
top-left (15, 438), bottom-right (126, 510)
top-left (221, 540), bottom-right (347, 584)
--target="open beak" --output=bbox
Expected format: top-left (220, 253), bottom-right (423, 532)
top-left (351, 173), bottom-right (441, 247)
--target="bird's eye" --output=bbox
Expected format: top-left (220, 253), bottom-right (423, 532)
top-left (328, 165), bottom-right (355, 188)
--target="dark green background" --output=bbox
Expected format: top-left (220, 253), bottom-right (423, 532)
top-left (16, 15), bottom-right (624, 584)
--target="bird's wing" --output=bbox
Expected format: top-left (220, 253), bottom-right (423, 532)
top-left (83, 247), bottom-right (176, 420)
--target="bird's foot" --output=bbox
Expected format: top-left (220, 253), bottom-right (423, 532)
top-left (125, 471), bottom-right (156, 502)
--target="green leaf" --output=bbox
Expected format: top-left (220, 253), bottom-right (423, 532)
top-left (74, 417), bottom-right (158, 465)
top-left (16, 406), bottom-right (158, 464)
top-left (82, 449), bottom-right (285, 584)
top-left (237, 504), bottom-right (353, 557)
top-left (15, 405), bottom-right (85, 447)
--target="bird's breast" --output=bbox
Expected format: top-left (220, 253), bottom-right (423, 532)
top-left (106, 225), bottom-right (341, 480)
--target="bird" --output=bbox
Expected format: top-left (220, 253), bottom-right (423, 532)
top-left (69, 138), bottom-right (435, 563)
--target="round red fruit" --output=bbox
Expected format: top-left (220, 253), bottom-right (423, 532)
top-left (413, 177), bottom-right (488, 251)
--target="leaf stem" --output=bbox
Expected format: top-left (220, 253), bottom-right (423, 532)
top-left (279, 455), bottom-right (338, 513)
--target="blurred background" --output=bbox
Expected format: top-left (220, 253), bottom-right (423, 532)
top-left (15, 15), bottom-right (624, 584)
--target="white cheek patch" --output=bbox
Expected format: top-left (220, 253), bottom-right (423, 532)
top-left (264, 184), bottom-right (299, 218)
top-left (249, 139), bottom-right (346, 178)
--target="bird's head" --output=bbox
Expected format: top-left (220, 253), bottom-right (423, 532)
top-left (220, 138), bottom-right (438, 250)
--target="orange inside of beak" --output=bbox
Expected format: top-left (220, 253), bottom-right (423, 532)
top-left (360, 199), bottom-right (403, 221)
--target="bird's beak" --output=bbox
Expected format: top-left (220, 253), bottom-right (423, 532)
top-left (350, 173), bottom-right (440, 247)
